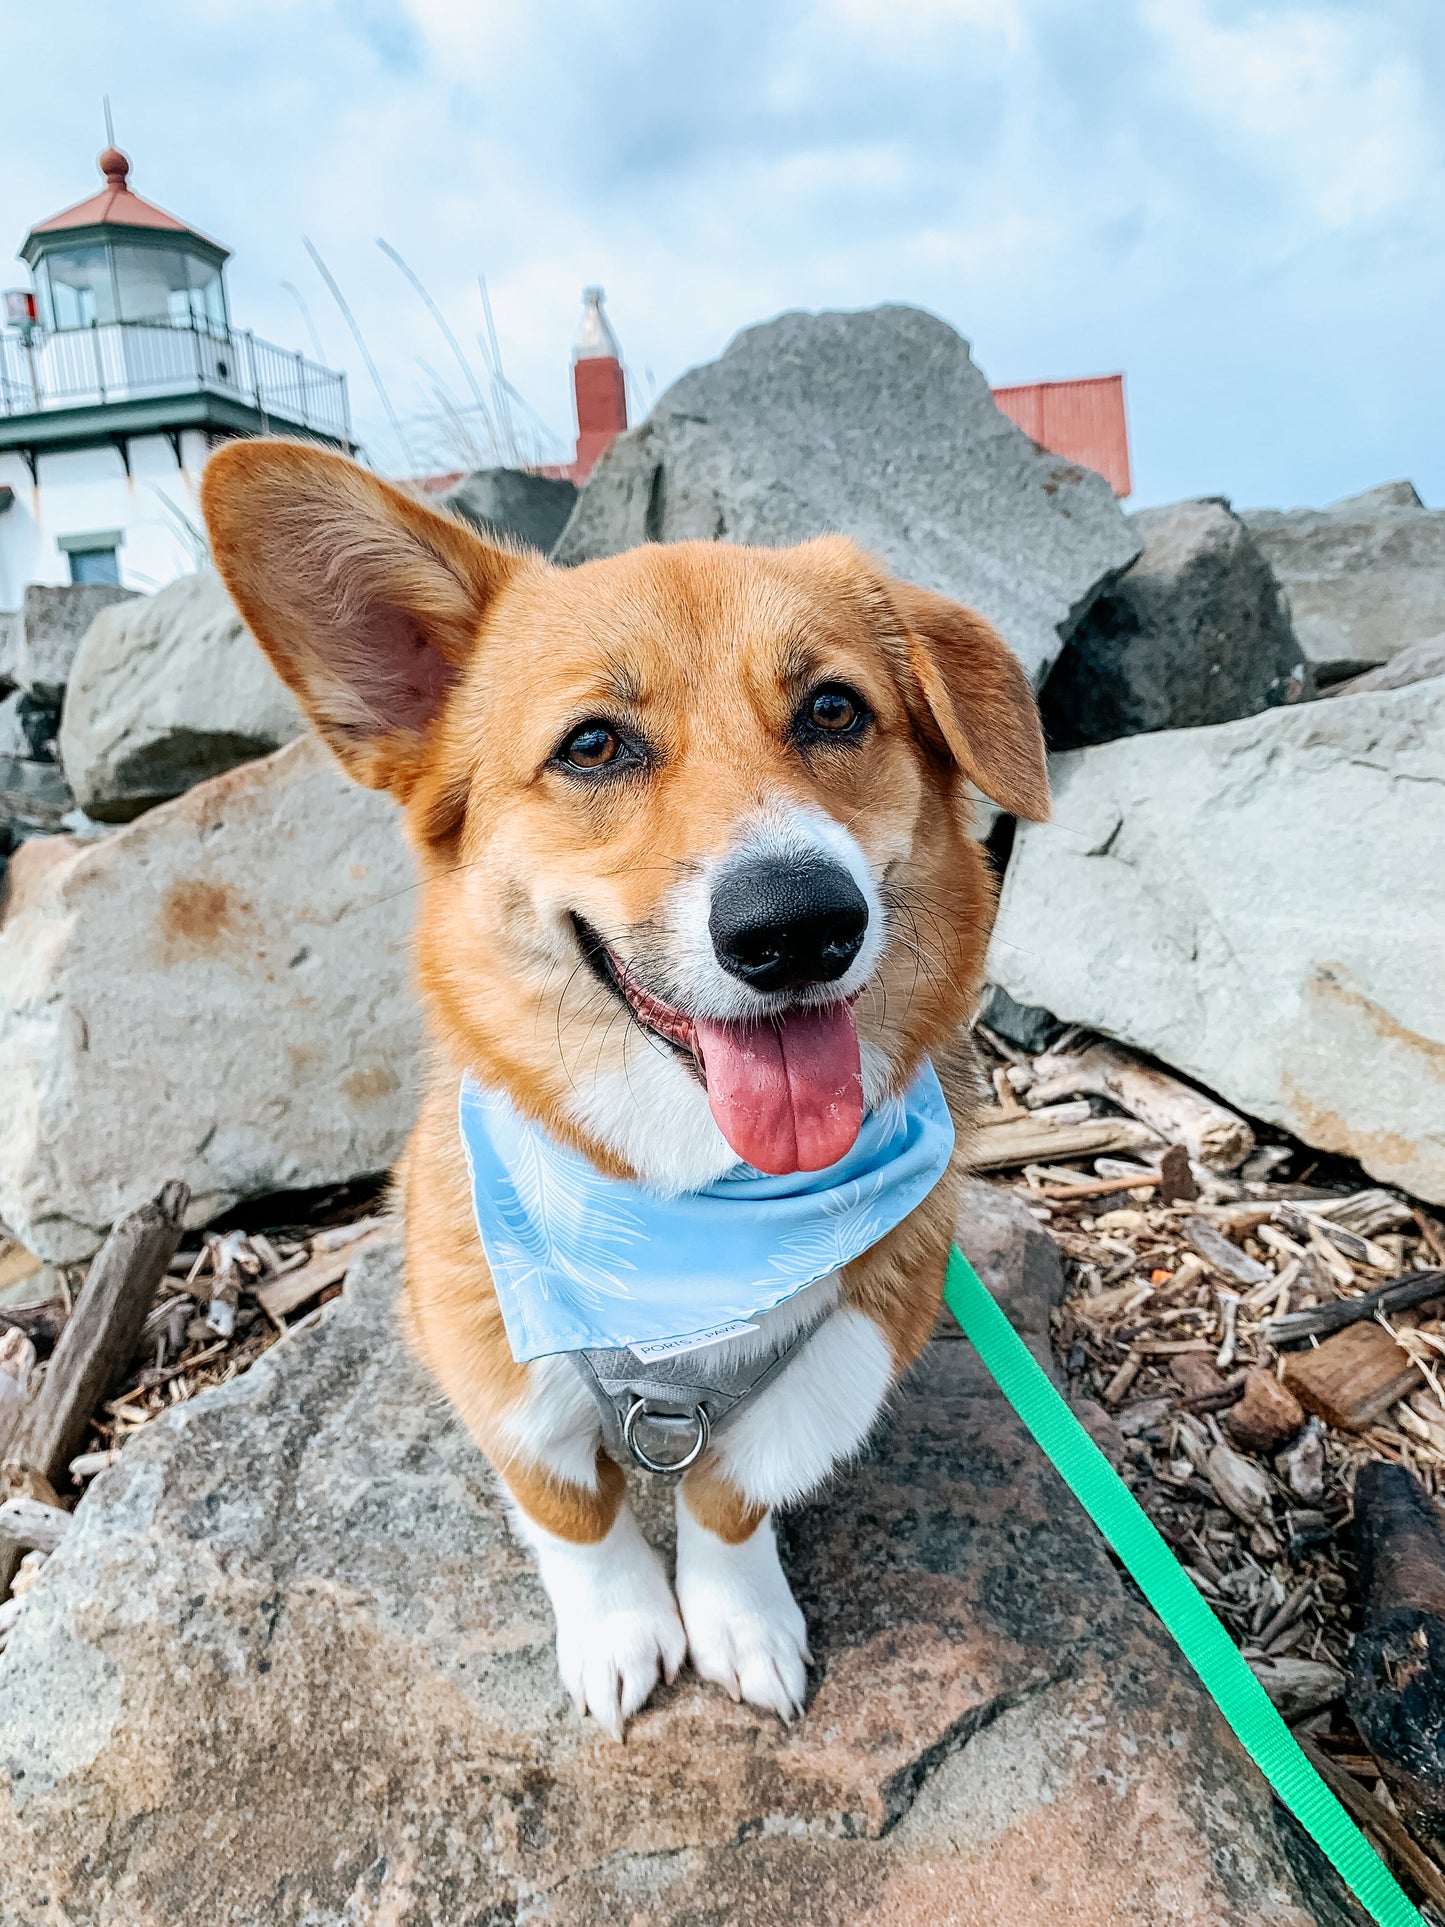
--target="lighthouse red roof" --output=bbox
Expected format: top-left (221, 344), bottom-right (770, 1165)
top-left (24, 149), bottom-right (227, 258)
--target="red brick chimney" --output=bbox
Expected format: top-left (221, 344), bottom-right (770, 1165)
top-left (572, 287), bottom-right (627, 482)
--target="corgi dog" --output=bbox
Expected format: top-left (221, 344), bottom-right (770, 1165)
top-left (202, 441), bottom-right (1049, 1739)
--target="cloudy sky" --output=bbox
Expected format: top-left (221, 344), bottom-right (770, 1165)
top-left (5, 0), bottom-right (1442, 508)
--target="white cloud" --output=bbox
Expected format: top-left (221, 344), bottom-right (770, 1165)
top-left (1141, 0), bottom-right (1438, 225)
top-left (2, 0), bottom-right (1441, 506)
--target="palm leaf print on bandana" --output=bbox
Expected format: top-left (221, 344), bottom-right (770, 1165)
top-left (490, 1104), bottom-right (645, 1308)
top-left (755, 1169), bottom-right (891, 1284)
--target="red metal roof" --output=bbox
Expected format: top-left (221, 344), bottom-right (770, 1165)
top-left (992, 374), bottom-right (1131, 498)
top-left (26, 149), bottom-right (224, 253)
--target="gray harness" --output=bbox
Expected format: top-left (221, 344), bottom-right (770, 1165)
top-left (570, 1302), bottom-right (835, 1474)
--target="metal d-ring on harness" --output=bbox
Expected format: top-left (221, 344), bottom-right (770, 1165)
top-left (570, 1302), bottom-right (835, 1475)
top-left (622, 1397), bottom-right (710, 1474)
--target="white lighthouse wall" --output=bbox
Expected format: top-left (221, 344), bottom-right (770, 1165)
top-left (0, 428), bottom-right (212, 610)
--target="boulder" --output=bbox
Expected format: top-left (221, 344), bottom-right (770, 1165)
top-left (0, 694), bottom-right (25, 761)
top-left (0, 608), bottom-right (17, 693)
top-left (977, 982), bottom-right (1064, 1054)
top-left (58, 570), bottom-right (307, 823)
top-left (0, 733), bottom-right (421, 1263)
top-left (1325, 631), bottom-right (1445, 700)
top-left (0, 832), bottom-right (85, 931)
top-left (0, 753), bottom-right (73, 837)
top-left (1331, 481), bottom-right (1423, 513)
top-left (11, 691), bottom-right (60, 761)
top-left (948, 1177), bottom-right (1067, 1375)
top-left (554, 307), bottom-right (1140, 693)
top-left (1243, 483), bottom-right (1445, 680)
top-left (0, 1239), bottom-right (1351, 1926)
top-left (0, 583), bottom-right (137, 704)
top-left (1041, 498), bottom-right (1311, 750)
top-left (989, 683), bottom-right (1445, 1204)
top-left (442, 466), bottom-right (578, 553)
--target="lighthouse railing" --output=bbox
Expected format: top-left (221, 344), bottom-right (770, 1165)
top-left (0, 317), bottom-right (350, 441)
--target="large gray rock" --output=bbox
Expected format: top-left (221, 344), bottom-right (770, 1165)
top-left (0, 609), bottom-right (17, 694)
top-left (442, 465), bottom-right (578, 553)
top-left (949, 1176), bottom-right (1067, 1377)
top-left (0, 583), bottom-right (137, 704)
top-left (1325, 631), bottom-right (1445, 700)
top-left (555, 307), bottom-right (1141, 692)
top-left (59, 570), bottom-right (306, 823)
top-left (990, 684), bottom-right (1445, 1203)
top-left (1243, 483), bottom-right (1445, 679)
top-left (0, 1240), bottom-right (1351, 1926)
top-left (1041, 498), bottom-right (1311, 749)
top-left (1333, 481), bottom-right (1423, 514)
top-left (0, 754), bottom-right (72, 838)
top-left (0, 733), bottom-right (420, 1263)
top-left (0, 695), bottom-right (26, 762)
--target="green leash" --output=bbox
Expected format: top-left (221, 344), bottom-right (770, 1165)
top-left (944, 1244), bottom-right (1428, 1927)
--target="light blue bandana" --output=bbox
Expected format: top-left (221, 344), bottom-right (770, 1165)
top-left (458, 1062), bottom-right (956, 1362)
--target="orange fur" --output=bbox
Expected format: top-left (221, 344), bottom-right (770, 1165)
top-left (202, 440), bottom-right (1049, 1546)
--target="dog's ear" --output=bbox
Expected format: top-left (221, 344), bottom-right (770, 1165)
top-left (201, 439), bottom-right (521, 797)
top-left (892, 581), bottom-right (1051, 822)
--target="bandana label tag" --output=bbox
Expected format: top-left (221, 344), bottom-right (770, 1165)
top-left (628, 1320), bottom-right (760, 1362)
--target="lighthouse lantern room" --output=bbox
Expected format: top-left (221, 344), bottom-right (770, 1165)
top-left (0, 148), bottom-right (351, 604)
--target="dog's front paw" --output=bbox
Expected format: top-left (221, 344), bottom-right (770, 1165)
top-left (674, 1496), bottom-right (810, 1722)
top-left (555, 1595), bottom-right (687, 1741)
top-left (517, 1505), bottom-right (686, 1741)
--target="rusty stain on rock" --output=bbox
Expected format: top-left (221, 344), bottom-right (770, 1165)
top-left (343, 1067), bottom-right (399, 1105)
top-left (1310, 962), bottom-right (1445, 1078)
top-left (159, 879), bottom-right (246, 959)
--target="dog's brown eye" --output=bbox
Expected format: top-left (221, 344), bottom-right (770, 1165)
top-left (800, 684), bottom-right (869, 743)
top-left (561, 723), bottom-right (620, 769)
top-left (811, 690), bottom-right (857, 731)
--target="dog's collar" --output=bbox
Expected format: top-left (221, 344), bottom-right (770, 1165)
top-left (457, 1062), bottom-right (955, 1364)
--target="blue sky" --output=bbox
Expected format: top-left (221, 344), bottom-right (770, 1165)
top-left (4, 0), bottom-right (1442, 508)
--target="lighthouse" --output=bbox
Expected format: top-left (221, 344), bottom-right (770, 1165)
top-left (570, 287), bottom-right (627, 483)
top-left (0, 147), bottom-right (351, 605)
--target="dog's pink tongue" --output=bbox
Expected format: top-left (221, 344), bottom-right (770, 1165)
top-left (694, 1003), bottom-right (863, 1175)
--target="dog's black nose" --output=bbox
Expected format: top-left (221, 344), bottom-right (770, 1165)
top-left (710, 860), bottom-right (869, 992)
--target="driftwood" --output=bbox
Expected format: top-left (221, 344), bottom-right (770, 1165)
top-left (1281, 1322), bottom-right (1424, 1432)
top-left (0, 1299), bottom-right (69, 1357)
top-left (1181, 1215), bottom-right (1271, 1288)
top-left (970, 1113), bottom-right (1157, 1172)
top-left (1027, 1039), bottom-right (1255, 1172)
top-left (1298, 1731), bottom-right (1445, 1914)
top-left (0, 1328), bottom-right (37, 1452)
top-left (0, 1496), bottom-right (70, 1555)
top-left (1035, 1169), bottom-right (1159, 1202)
top-left (255, 1223), bottom-right (391, 1320)
top-left (1265, 1268), bottom-right (1445, 1347)
top-left (7, 1181), bottom-right (189, 1488)
top-left (1347, 1463), bottom-right (1445, 1862)
top-left (1246, 1654), bottom-right (1345, 1719)
top-left (0, 1182), bottom-right (188, 1602)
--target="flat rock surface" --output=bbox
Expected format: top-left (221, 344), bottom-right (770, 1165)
top-left (554, 306), bottom-right (1140, 695)
top-left (0, 1240), bottom-right (1350, 1925)
top-left (0, 733), bottom-right (420, 1262)
top-left (59, 569), bottom-right (306, 822)
top-left (990, 683), bottom-right (1445, 1204)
